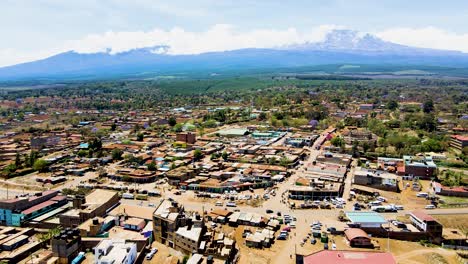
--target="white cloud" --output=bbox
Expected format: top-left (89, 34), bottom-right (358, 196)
top-left (65, 24), bottom-right (341, 55)
top-left (2, 24), bottom-right (468, 67)
top-left (376, 27), bottom-right (468, 52)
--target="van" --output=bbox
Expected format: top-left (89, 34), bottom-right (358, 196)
top-left (417, 192), bottom-right (428, 198)
top-left (226, 202), bottom-right (237, 207)
top-left (425, 204), bottom-right (436, 209)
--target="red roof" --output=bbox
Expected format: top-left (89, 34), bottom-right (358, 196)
top-left (302, 250), bottom-right (395, 264)
top-left (410, 210), bottom-right (435, 222)
top-left (451, 135), bottom-right (468, 141)
top-left (344, 228), bottom-right (369, 241)
top-left (22, 200), bottom-right (56, 215)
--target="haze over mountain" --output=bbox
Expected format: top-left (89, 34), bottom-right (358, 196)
top-left (1, 29), bottom-right (467, 81)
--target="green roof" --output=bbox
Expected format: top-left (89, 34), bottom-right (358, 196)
top-left (345, 212), bottom-right (386, 223)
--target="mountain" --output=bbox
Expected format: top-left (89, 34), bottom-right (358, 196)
top-left (1, 30), bottom-right (468, 81)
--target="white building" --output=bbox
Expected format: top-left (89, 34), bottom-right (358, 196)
top-left (95, 239), bottom-right (137, 264)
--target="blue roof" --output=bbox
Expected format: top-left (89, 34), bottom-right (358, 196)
top-left (346, 211), bottom-right (387, 223)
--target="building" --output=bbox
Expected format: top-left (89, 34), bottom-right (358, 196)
top-left (175, 219), bottom-right (204, 254)
top-left (344, 228), bottom-right (372, 247)
top-left (432, 182), bottom-right (468, 197)
top-left (51, 228), bottom-right (82, 264)
top-left (410, 211), bottom-right (443, 239)
top-left (353, 168), bottom-right (399, 192)
top-left (288, 181), bottom-right (342, 200)
top-left (296, 250), bottom-right (396, 264)
top-left (0, 190), bottom-right (66, 226)
top-left (401, 155), bottom-right (437, 179)
top-left (30, 136), bottom-right (60, 150)
top-left (153, 199), bottom-right (186, 247)
top-left (59, 190), bottom-right (119, 227)
top-left (216, 128), bottom-right (249, 137)
top-left (450, 135), bottom-right (468, 150)
top-left (94, 239), bottom-right (137, 264)
top-left (345, 212), bottom-right (387, 228)
top-left (176, 132), bottom-right (196, 144)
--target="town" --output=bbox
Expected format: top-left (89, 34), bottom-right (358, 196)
top-left (0, 78), bottom-right (466, 264)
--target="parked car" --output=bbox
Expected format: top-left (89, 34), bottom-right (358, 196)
top-left (146, 248), bottom-right (158, 260)
top-left (425, 204), bottom-right (436, 209)
top-left (266, 209), bottom-right (274, 214)
top-left (310, 238), bottom-right (317, 244)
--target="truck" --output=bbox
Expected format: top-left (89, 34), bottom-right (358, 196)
top-left (136, 194), bottom-right (148, 200)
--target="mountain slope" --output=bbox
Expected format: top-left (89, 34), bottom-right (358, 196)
top-left (1, 30), bottom-right (468, 81)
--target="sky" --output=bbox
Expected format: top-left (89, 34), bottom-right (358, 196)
top-left (1, 0), bottom-right (468, 67)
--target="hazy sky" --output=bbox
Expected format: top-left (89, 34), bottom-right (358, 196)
top-left (1, 0), bottom-right (468, 66)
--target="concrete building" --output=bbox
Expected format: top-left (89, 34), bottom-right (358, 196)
top-left (51, 228), bottom-right (82, 264)
top-left (175, 224), bottom-right (203, 254)
top-left (59, 189), bottom-right (119, 227)
top-left (410, 211), bottom-right (443, 239)
top-left (153, 199), bottom-right (186, 247)
top-left (401, 155), bottom-right (437, 179)
top-left (450, 135), bottom-right (468, 150)
top-left (0, 190), bottom-right (66, 226)
top-left (353, 168), bottom-right (399, 192)
top-left (288, 181), bottom-right (342, 200)
top-left (94, 239), bottom-right (137, 264)
top-left (176, 132), bottom-right (196, 144)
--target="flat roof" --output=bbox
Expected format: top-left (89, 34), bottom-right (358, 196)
top-left (176, 226), bottom-right (202, 242)
top-left (346, 212), bottom-right (386, 224)
top-left (109, 204), bottom-right (155, 220)
top-left (85, 189), bottom-right (117, 205)
top-left (217, 128), bottom-right (248, 136)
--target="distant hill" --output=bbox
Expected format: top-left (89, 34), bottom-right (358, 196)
top-left (1, 29), bottom-right (468, 81)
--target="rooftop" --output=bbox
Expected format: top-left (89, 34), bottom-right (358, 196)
top-left (346, 212), bottom-right (386, 224)
top-left (176, 226), bottom-right (202, 242)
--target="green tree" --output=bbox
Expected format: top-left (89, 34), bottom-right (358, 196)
top-left (147, 161), bottom-right (157, 171)
top-left (111, 149), bottom-right (123, 160)
top-left (77, 149), bottom-right (88, 157)
top-left (168, 117), bottom-right (177, 127)
top-left (331, 136), bottom-right (345, 148)
top-left (423, 100), bottom-right (434, 113)
top-left (387, 100), bottom-right (399, 111)
top-left (137, 132), bottom-right (144, 141)
top-left (33, 159), bottom-right (48, 172)
top-left (221, 151), bottom-right (228, 161)
top-left (173, 123), bottom-right (183, 132)
top-left (14, 152), bottom-right (21, 168)
top-left (193, 149), bottom-right (203, 161)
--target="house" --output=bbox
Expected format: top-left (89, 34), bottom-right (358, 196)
top-left (450, 135), bottom-right (468, 150)
top-left (410, 211), bottom-right (443, 239)
top-left (94, 239), bottom-right (137, 264)
top-left (353, 168), bottom-right (399, 192)
top-left (153, 199), bottom-right (186, 247)
top-left (344, 228), bottom-right (372, 247)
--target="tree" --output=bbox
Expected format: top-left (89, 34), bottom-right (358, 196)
top-left (77, 149), bottom-right (88, 157)
top-left (14, 152), bottom-right (21, 168)
top-left (221, 151), bottom-right (228, 161)
top-left (193, 149), bottom-right (203, 161)
top-left (423, 100), bottom-right (434, 113)
top-left (173, 123), bottom-right (183, 132)
top-left (33, 159), bottom-right (48, 172)
top-left (111, 122), bottom-right (117, 131)
top-left (147, 161), bottom-right (157, 171)
top-left (168, 117), bottom-right (177, 127)
top-left (330, 136), bottom-right (345, 148)
top-left (111, 149), bottom-right (123, 160)
top-left (387, 100), bottom-right (399, 111)
top-left (258, 112), bottom-right (267, 121)
top-left (137, 132), bottom-right (144, 141)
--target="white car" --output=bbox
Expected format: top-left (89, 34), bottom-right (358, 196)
top-left (146, 248), bottom-right (158, 260)
top-left (425, 204), bottom-right (436, 209)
